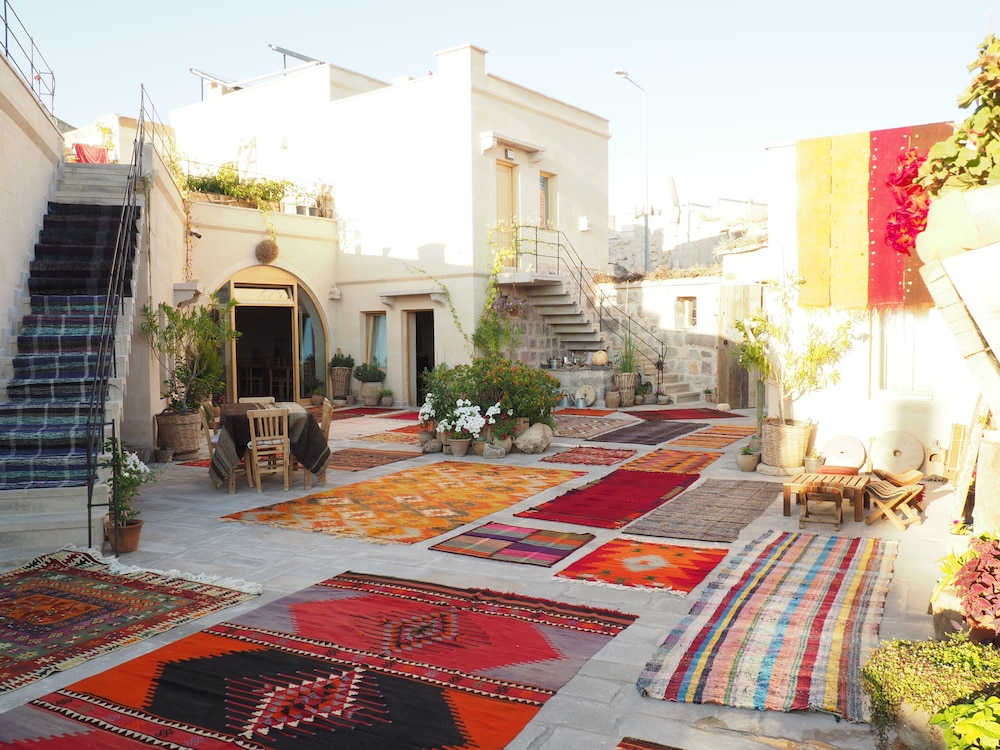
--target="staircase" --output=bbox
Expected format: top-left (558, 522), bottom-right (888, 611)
top-left (0, 163), bottom-right (140, 565)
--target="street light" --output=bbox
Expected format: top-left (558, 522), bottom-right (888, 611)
top-left (614, 67), bottom-right (649, 272)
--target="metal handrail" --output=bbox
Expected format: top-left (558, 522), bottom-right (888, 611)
top-left (510, 224), bottom-right (669, 386)
top-left (1, 0), bottom-right (55, 113)
top-left (84, 86), bottom-right (171, 550)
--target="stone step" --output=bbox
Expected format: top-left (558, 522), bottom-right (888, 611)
top-left (0, 485), bottom-right (101, 516)
top-left (0, 509), bottom-right (105, 555)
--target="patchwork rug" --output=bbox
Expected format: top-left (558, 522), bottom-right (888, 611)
top-left (431, 522), bottom-right (595, 567)
top-left (627, 479), bottom-right (783, 543)
top-left (0, 549), bottom-right (260, 696)
top-left (667, 424), bottom-right (759, 448)
top-left (222, 461), bottom-right (584, 544)
top-left (515, 470), bottom-right (698, 529)
top-left (554, 407), bottom-right (616, 417)
top-left (356, 430), bottom-right (420, 444)
top-left (556, 538), bottom-right (727, 594)
top-left (632, 407), bottom-right (739, 420)
top-left (620, 448), bottom-right (722, 474)
top-left (541, 446), bottom-right (637, 466)
top-left (636, 530), bottom-right (898, 722)
top-left (326, 447), bottom-right (422, 471)
top-left (589, 420), bottom-right (702, 445)
top-left (553, 415), bottom-right (632, 439)
top-left (0, 572), bottom-right (637, 749)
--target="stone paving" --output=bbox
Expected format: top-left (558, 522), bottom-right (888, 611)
top-left (0, 407), bottom-right (958, 749)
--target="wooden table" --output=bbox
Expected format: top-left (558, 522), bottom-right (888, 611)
top-left (782, 473), bottom-right (870, 522)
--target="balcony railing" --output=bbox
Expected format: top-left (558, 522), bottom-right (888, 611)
top-left (2, 0), bottom-right (55, 113)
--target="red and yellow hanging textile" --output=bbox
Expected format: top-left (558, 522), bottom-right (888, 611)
top-left (796, 122), bottom-right (953, 310)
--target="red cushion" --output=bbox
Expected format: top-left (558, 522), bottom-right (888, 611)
top-left (814, 465), bottom-right (859, 476)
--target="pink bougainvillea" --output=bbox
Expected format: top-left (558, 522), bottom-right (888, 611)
top-left (885, 147), bottom-right (930, 256)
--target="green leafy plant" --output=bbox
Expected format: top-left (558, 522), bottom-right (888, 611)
top-left (353, 359), bottom-right (386, 383)
top-left (328, 351), bottom-right (355, 369)
top-left (102, 437), bottom-right (156, 521)
top-left (955, 536), bottom-right (1000, 643)
top-left (616, 333), bottom-right (638, 374)
top-left (932, 694), bottom-right (1000, 749)
top-left (862, 633), bottom-right (1000, 750)
top-left (186, 165), bottom-right (291, 208)
top-left (379, 387), bottom-right (393, 397)
top-left (140, 294), bottom-right (240, 412)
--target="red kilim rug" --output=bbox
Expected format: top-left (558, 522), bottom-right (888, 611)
top-left (386, 410), bottom-right (421, 420)
top-left (633, 408), bottom-right (740, 420)
top-left (0, 549), bottom-right (259, 696)
top-left (390, 423), bottom-right (423, 434)
top-left (556, 538), bottom-right (727, 594)
top-left (554, 407), bottom-right (616, 417)
top-left (432, 522), bottom-right (595, 567)
top-left (515, 470), bottom-right (698, 529)
top-left (541, 446), bottom-right (637, 466)
top-left (179, 458), bottom-right (212, 467)
top-left (620, 448), bottom-right (723, 474)
top-left (222, 461), bottom-right (583, 544)
top-left (326, 448), bottom-right (422, 472)
top-left (331, 406), bottom-right (393, 420)
top-left (0, 572), bottom-right (637, 749)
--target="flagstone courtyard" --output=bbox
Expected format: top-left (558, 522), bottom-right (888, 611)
top-left (0, 405), bottom-right (956, 749)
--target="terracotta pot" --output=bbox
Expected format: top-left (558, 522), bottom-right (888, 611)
top-left (380, 396), bottom-right (393, 407)
top-left (154, 448), bottom-right (174, 464)
top-left (417, 430), bottom-right (435, 446)
top-left (736, 452), bottom-right (760, 472)
top-left (104, 517), bottom-right (143, 554)
top-left (449, 438), bottom-right (472, 457)
top-left (472, 440), bottom-right (486, 456)
top-left (359, 382), bottom-right (382, 406)
top-left (605, 391), bottom-right (622, 408)
top-left (311, 394), bottom-right (324, 406)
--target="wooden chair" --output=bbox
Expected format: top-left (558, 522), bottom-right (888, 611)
top-left (864, 479), bottom-right (925, 530)
top-left (799, 481), bottom-right (844, 531)
top-left (247, 408), bottom-right (291, 493)
top-left (872, 468), bottom-right (925, 487)
top-left (199, 405), bottom-right (220, 460)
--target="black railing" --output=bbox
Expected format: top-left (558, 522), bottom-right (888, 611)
top-left (1, 0), bottom-right (54, 113)
top-left (84, 86), bottom-right (173, 550)
top-left (509, 224), bottom-right (669, 386)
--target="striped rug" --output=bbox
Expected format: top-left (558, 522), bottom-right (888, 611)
top-left (620, 448), bottom-right (722, 474)
top-left (667, 424), bottom-right (758, 448)
top-left (637, 530), bottom-right (897, 722)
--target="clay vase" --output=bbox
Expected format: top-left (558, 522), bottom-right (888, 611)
top-left (449, 438), bottom-right (472, 457)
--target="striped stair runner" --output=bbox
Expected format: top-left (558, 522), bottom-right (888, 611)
top-left (0, 203), bottom-right (137, 490)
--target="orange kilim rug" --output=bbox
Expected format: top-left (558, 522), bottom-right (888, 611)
top-left (221, 461), bottom-right (584, 544)
top-left (356, 431), bottom-right (420, 444)
top-left (620, 449), bottom-right (723, 474)
top-left (541, 446), bottom-right (637, 466)
top-left (667, 424), bottom-right (758, 448)
top-left (555, 538), bottom-right (728, 594)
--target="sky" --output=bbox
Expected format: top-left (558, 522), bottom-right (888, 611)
top-left (11, 1), bottom-right (1000, 215)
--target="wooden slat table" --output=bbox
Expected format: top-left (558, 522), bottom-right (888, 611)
top-left (782, 473), bottom-right (870, 522)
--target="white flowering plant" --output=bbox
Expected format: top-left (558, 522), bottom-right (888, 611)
top-left (437, 399), bottom-right (486, 440)
top-left (418, 393), bottom-right (438, 427)
top-left (485, 401), bottom-right (516, 439)
top-left (101, 438), bottom-right (156, 521)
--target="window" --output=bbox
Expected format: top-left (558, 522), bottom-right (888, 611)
top-left (539, 173), bottom-right (554, 228)
top-left (366, 313), bottom-right (387, 368)
top-left (876, 309), bottom-right (930, 395)
top-left (676, 297), bottom-right (697, 329)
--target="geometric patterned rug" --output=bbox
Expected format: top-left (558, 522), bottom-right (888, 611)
top-left (0, 549), bottom-right (260, 696)
top-left (515, 470), bottom-right (698, 529)
top-left (356, 430), bottom-right (420, 444)
top-left (555, 538), bottom-right (727, 594)
top-left (553, 415), bottom-right (631, 440)
top-left (589, 421), bottom-right (702, 445)
top-left (667, 424), bottom-right (758, 448)
top-left (431, 522), bottom-right (595, 567)
top-left (626, 479), bottom-right (783, 543)
top-left (632, 408), bottom-right (740, 420)
top-left (0, 572), bottom-right (637, 749)
top-left (637, 531), bottom-right (898, 722)
top-left (221, 461), bottom-right (584, 544)
top-left (619, 448), bottom-right (723, 474)
top-left (541, 446), bottom-right (637, 466)
top-left (326, 447), bottom-right (422, 471)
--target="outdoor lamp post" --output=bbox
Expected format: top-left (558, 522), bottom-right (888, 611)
top-left (614, 67), bottom-right (649, 272)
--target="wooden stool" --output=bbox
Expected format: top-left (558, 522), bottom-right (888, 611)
top-left (799, 482), bottom-right (844, 531)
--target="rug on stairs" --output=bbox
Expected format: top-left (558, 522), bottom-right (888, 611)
top-left (0, 548), bottom-right (259, 696)
top-left (0, 572), bottom-right (636, 749)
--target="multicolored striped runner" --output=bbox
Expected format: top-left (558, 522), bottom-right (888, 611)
top-left (637, 530), bottom-right (897, 722)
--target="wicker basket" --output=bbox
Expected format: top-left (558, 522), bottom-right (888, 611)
top-left (329, 367), bottom-right (352, 399)
top-left (616, 372), bottom-right (638, 407)
top-left (761, 419), bottom-right (813, 468)
top-left (155, 411), bottom-right (202, 458)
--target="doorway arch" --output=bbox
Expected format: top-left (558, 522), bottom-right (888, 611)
top-left (215, 266), bottom-right (327, 404)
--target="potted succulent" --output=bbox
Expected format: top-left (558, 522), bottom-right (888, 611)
top-left (704, 388), bottom-right (715, 403)
top-left (736, 442), bottom-right (760, 472)
top-left (328, 350), bottom-right (355, 401)
top-left (101, 437), bottom-right (156, 554)
top-left (353, 358), bottom-right (387, 405)
top-left (140, 294), bottom-right (239, 457)
top-left (311, 386), bottom-right (325, 407)
top-left (379, 387), bottom-right (393, 407)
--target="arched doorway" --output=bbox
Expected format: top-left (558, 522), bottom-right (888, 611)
top-left (216, 266), bottom-right (327, 404)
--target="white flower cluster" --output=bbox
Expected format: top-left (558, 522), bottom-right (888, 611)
top-left (437, 398), bottom-right (486, 439)
top-left (485, 401), bottom-right (511, 424)
top-left (418, 393), bottom-right (437, 423)
top-left (121, 450), bottom-right (154, 483)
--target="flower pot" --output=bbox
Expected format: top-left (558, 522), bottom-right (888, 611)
top-left (359, 382), bottom-right (382, 406)
top-left (104, 517), bottom-right (143, 554)
top-left (154, 448), bottom-right (174, 464)
top-left (494, 436), bottom-right (513, 454)
top-left (616, 372), bottom-right (637, 407)
top-left (329, 367), bottom-right (352, 399)
top-left (417, 429), bottom-right (435, 446)
top-left (380, 396), bottom-right (393, 407)
top-left (605, 390), bottom-right (621, 409)
top-left (311, 394), bottom-right (324, 406)
top-left (634, 393), bottom-right (645, 405)
top-left (155, 411), bottom-right (202, 458)
top-left (736, 452), bottom-right (760, 472)
top-left (449, 438), bottom-right (472, 457)
top-left (657, 394), bottom-right (670, 405)
top-left (472, 440), bottom-right (486, 456)
top-left (346, 395), bottom-right (356, 405)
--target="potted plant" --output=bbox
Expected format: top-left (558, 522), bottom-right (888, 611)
top-left (656, 388), bottom-right (670, 405)
top-left (736, 442), bottom-right (761, 472)
top-left (154, 443), bottom-right (174, 464)
top-left (953, 535), bottom-right (1000, 645)
top-left (101, 437), bottom-right (156, 554)
top-left (803, 447), bottom-right (826, 473)
top-left (615, 333), bottom-right (639, 407)
top-left (379, 387), bottom-right (393, 407)
top-left (141, 294), bottom-right (240, 457)
top-left (436, 399), bottom-right (485, 457)
top-left (734, 275), bottom-right (864, 469)
top-left (311, 386), bottom-right (325, 407)
top-left (605, 383), bottom-right (622, 409)
top-left (328, 350), bottom-right (355, 401)
top-left (353, 358), bottom-right (386, 405)
top-left (704, 388), bottom-right (715, 403)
